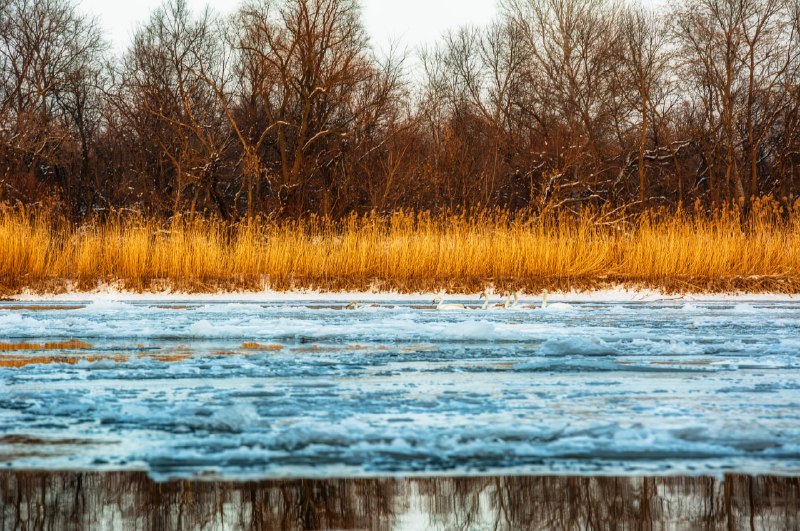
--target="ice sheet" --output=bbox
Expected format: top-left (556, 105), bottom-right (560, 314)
top-left (1, 298), bottom-right (799, 480)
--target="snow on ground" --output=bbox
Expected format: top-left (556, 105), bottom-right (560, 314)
top-left (10, 284), bottom-right (799, 303)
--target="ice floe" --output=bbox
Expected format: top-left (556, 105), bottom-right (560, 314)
top-left (1, 297), bottom-right (799, 480)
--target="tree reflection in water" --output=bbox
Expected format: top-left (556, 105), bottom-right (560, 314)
top-left (1, 472), bottom-right (798, 530)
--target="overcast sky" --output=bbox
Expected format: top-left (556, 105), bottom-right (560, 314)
top-left (78, 0), bottom-right (666, 57)
top-left (78, 0), bottom-right (500, 54)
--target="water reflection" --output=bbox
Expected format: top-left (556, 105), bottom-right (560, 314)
top-left (1, 472), bottom-right (798, 530)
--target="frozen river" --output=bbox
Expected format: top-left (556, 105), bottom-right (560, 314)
top-left (1, 296), bottom-right (799, 480)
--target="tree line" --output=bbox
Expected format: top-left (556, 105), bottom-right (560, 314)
top-left (2, 0), bottom-right (800, 219)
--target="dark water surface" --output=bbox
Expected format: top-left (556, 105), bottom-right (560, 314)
top-left (2, 471), bottom-right (799, 530)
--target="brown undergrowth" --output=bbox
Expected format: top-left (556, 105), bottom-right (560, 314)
top-left (2, 199), bottom-right (799, 295)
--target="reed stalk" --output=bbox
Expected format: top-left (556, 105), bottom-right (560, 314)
top-left (2, 198), bottom-right (798, 294)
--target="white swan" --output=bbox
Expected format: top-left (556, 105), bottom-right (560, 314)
top-left (511, 290), bottom-right (549, 310)
top-left (537, 290), bottom-right (570, 311)
top-left (345, 301), bottom-right (361, 310)
top-left (479, 292), bottom-right (489, 310)
top-left (484, 291), bottom-right (510, 310)
top-left (511, 291), bottom-right (547, 310)
top-left (433, 295), bottom-right (466, 310)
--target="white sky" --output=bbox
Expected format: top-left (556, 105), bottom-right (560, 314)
top-left (78, 0), bottom-right (501, 54)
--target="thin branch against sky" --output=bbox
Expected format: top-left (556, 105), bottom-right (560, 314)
top-left (79, 0), bottom-right (497, 52)
top-left (79, 0), bottom-right (665, 54)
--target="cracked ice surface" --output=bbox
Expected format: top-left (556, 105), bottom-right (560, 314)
top-left (1, 298), bottom-right (799, 480)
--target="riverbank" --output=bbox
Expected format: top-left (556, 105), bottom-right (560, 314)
top-left (2, 204), bottom-right (799, 296)
top-left (6, 285), bottom-right (798, 303)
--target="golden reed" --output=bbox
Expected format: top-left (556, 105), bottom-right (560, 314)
top-left (1, 198), bottom-right (799, 295)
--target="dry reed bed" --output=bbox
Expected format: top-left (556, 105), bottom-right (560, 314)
top-left (1, 200), bottom-right (799, 294)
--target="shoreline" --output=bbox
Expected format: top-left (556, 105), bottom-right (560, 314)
top-left (4, 209), bottom-right (800, 301)
top-left (7, 284), bottom-right (799, 303)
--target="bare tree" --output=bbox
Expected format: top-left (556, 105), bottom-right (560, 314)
top-left (0, 0), bottom-right (104, 211)
top-left (505, 0), bottom-right (622, 203)
top-left (420, 20), bottom-right (527, 208)
top-left (114, 0), bottom-right (232, 217)
top-left (616, 3), bottom-right (672, 203)
top-left (739, 0), bottom-right (797, 197)
top-left (229, 0), bottom-right (391, 215)
top-left (674, 0), bottom-right (747, 203)
top-left (3, 0), bottom-right (800, 218)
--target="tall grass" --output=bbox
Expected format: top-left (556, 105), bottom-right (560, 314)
top-left (2, 198), bottom-right (799, 294)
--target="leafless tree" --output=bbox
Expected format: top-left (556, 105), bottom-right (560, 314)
top-left (616, 2), bottom-right (672, 203)
top-left (3, 0), bottom-right (800, 218)
top-left (505, 0), bottom-right (622, 204)
top-left (113, 0), bottom-right (232, 217)
top-left (226, 0), bottom-right (400, 216)
top-left (0, 0), bottom-right (104, 212)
